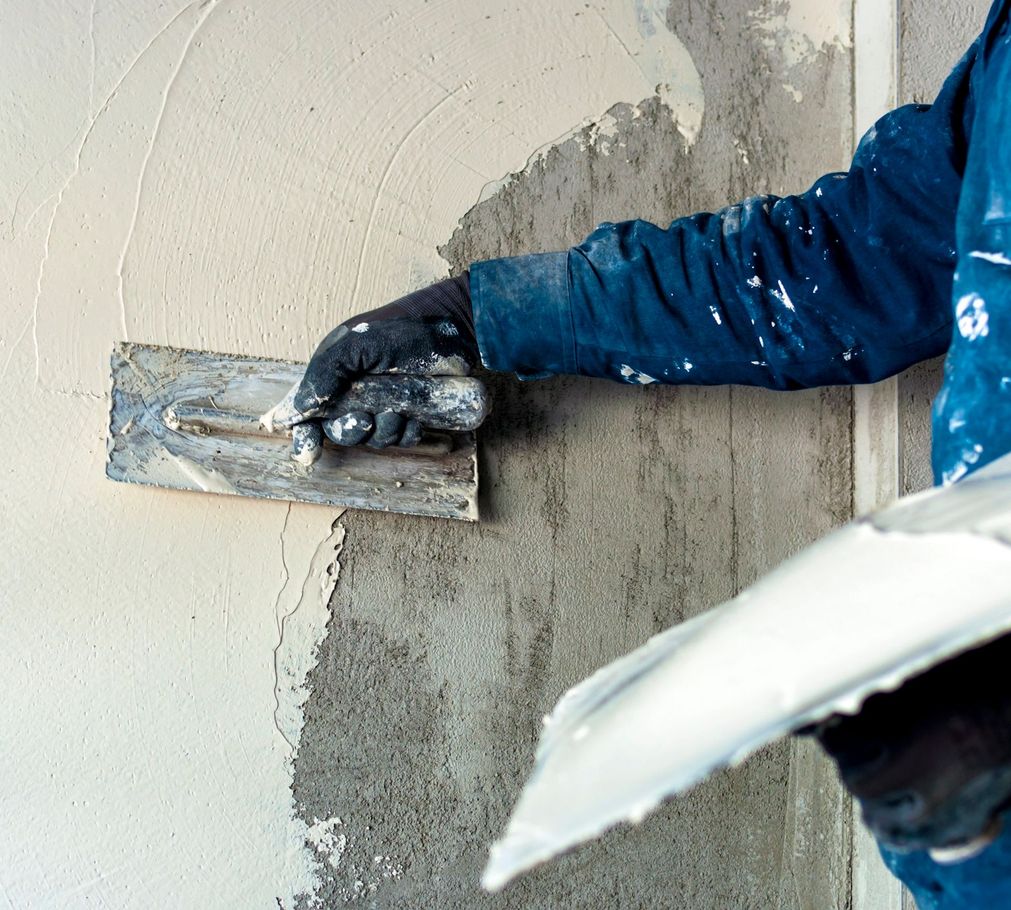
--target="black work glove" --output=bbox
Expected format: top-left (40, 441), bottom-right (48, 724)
top-left (268, 273), bottom-right (479, 452)
top-left (810, 634), bottom-right (1011, 860)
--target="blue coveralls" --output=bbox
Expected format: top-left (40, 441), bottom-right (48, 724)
top-left (470, 1), bottom-right (1011, 905)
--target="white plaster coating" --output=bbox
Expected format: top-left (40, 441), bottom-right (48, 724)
top-left (0, 0), bottom-right (852, 904)
top-left (24, 0), bottom-right (706, 400)
top-left (484, 457), bottom-right (1011, 890)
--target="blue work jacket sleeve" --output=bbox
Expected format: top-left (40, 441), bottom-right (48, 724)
top-left (470, 48), bottom-right (977, 391)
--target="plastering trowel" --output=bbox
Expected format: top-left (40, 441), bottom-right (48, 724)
top-left (482, 453), bottom-right (1011, 890)
top-left (106, 342), bottom-right (490, 521)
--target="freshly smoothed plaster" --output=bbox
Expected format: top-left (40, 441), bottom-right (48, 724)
top-left (1, 0), bottom-right (705, 905)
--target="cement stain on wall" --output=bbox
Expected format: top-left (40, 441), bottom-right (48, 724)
top-left (0, 0), bottom-right (868, 907)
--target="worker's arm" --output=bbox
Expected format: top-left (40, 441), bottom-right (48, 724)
top-left (275, 41), bottom-right (977, 446)
top-left (472, 47), bottom-right (976, 391)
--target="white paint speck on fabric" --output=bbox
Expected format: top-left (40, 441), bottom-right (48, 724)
top-left (620, 364), bottom-right (658, 385)
top-left (957, 293), bottom-right (990, 341)
top-left (773, 280), bottom-right (797, 312)
top-left (970, 251), bottom-right (1011, 266)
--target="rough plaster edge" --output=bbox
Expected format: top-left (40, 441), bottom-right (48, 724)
top-left (276, 515), bottom-right (348, 904)
top-left (274, 515), bottom-right (347, 758)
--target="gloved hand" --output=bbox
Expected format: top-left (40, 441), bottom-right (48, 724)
top-left (810, 634), bottom-right (1011, 862)
top-left (267, 273), bottom-right (479, 453)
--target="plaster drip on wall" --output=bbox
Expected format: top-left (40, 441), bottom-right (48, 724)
top-left (272, 515), bottom-right (346, 756)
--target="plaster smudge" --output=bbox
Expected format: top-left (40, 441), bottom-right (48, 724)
top-left (169, 451), bottom-right (237, 494)
top-left (621, 364), bottom-right (659, 385)
top-left (749, 0), bottom-right (852, 69)
top-left (305, 817), bottom-right (349, 871)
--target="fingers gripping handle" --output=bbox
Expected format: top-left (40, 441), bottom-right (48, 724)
top-left (323, 375), bottom-right (490, 432)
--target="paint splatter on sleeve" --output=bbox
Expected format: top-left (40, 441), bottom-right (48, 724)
top-left (472, 40), bottom-right (981, 391)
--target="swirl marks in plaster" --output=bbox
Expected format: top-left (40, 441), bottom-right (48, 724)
top-left (7, 2), bottom-right (708, 905)
top-left (31, 0), bottom-right (703, 397)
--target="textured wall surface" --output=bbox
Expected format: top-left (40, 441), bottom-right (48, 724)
top-left (1, 0), bottom-right (980, 907)
top-left (296, 2), bottom-right (860, 907)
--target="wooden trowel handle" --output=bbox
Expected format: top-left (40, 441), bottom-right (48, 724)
top-left (164, 375), bottom-right (490, 438)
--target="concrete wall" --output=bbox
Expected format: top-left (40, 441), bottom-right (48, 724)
top-left (0, 1), bottom-right (986, 907)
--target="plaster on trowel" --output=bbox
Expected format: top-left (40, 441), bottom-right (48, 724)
top-left (106, 342), bottom-right (490, 521)
top-left (482, 453), bottom-right (1011, 890)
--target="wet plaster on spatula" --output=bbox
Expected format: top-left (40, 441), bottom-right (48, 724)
top-left (482, 454), bottom-right (1011, 890)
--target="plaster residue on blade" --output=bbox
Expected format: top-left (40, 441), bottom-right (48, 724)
top-left (482, 454), bottom-right (1011, 891)
top-left (106, 343), bottom-right (480, 521)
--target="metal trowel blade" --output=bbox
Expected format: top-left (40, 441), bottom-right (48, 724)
top-left (106, 342), bottom-right (481, 521)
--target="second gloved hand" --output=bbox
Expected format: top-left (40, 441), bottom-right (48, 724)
top-left (811, 634), bottom-right (1011, 862)
top-left (267, 273), bottom-right (478, 451)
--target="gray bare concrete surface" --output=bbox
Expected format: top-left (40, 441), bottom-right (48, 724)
top-left (293, 3), bottom-right (858, 907)
top-left (295, 2), bottom-right (994, 908)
